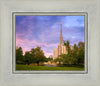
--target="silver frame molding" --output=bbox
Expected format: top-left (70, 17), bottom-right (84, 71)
top-left (12, 12), bottom-right (88, 74)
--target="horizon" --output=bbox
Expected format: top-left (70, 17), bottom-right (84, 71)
top-left (16, 15), bottom-right (84, 57)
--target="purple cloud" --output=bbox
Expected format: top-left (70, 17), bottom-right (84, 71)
top-left (16, 15), bottom-right (84, 57)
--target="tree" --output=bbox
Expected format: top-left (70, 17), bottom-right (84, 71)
top-left (77, 42), bottom-right (84, 64)
top-left (71, 44), bottom-right (78, 58)
top-left (30, 48), bottom-right (37, 63)
top-left (34, 46), bottom-right (46, 65)
top-left (64, 40), bottom-right (70, 54)
top-left (46, 55), bottom-right (53, 62)
top-left (54, 57), bottom-right (63, 65)
top-left (59, 40), bottom-right (84, 65)
top-left (59, 54), bottom-right (67, 64)
top-left (16, 46), bottom-right (47, 65)
top-left (60, 54), bottom-right (77, 65)
top-left (16, 47), bottom-right (24, 64)
top-left (24, 51), bottom-right (31, 65)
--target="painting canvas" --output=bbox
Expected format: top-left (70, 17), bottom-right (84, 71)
top-left (14, 13), bottom-right (86, 72)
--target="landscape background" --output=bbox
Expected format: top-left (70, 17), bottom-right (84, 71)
top-left (16, 15), bottom-right (85, 70)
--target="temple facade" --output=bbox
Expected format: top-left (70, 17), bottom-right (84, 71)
top-left (53, 22), bottom-right (67, 59)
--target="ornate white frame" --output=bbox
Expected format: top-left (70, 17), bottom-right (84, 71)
top-left (0, 0), bottom-right (100, 86)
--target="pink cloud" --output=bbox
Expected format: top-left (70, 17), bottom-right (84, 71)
top-left (16, 36), bottom-right (57, 57)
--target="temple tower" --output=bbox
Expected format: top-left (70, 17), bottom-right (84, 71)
top-left (59, 21), bottom-right (63, 46)
top-left (53, 21), bottom-right (67, 59)
top-left (58, 21), bottom-right (63, 55)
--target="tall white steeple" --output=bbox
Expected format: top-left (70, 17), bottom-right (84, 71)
top-left (59, 21), bottom-right (63, 46)
top-left (53, 21), bottom-right (67, 59)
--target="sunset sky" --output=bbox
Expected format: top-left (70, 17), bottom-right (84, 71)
top-left (16, 15), bottom-right (84, 57)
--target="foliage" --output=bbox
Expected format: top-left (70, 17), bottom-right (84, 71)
top-left (16, 46), bottom-right (46, 65)
top-left (16, 41), bottom-right (84, 66)
top-left (60, 54), bottom-right (77, 65)
top-left (61, 40), bottom-right (84, 65)
top-left (64, 40), bottom-right (70, 54)
top-left (23, 51), bottom-right (35, 65)
top-left (54, 57), bottom-right (63, 64)
top-left (77, 42), bottom-right (84, 64)
top-left (46, 55), bottom-right (53, 62)
top-left (16, 47), bottom-right (24, 64)
top-left (33, 46), bottom-right (46, 65)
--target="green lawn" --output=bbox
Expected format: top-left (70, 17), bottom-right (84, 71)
top-left (16, 64), bottom-right (84, 71)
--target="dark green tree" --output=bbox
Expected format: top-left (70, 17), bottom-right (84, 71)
top-left (34, 46), bottom-right (46, 65)
top-left (77, 42), bottom-right (84, 64)
top-left (16, 47), bottom-right (24, 64)
top-left (71, 44), bottom-right (78, 58)
top-left (24, 51), bottom-right (31, 65)
top-left (30, 48), bottom-right (37, 63)
top-left (60, 54), bottom-right (77, 65)
top-left (64, 40), bottom-right (70, 54)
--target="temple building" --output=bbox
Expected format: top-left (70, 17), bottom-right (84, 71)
top-left (53, 22), bottom-right (67, 59)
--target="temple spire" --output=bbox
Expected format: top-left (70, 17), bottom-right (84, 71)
top-left (60, 21), bottom-right (62, 36)
top-left (59, 21), bottom-right (63, 46)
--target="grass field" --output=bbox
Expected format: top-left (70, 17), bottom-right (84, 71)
top-left (16, 64), bottom-right (84, 71)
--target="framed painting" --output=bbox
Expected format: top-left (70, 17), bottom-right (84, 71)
top-left (12, 12), bottom-right (88, 74)
top-left (0, 0), bottom-right (100, 86)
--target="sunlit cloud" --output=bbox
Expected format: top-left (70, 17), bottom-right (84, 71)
top-left (16, 15), bottom-right (84, 57)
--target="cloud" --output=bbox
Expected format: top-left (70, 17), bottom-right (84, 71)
top-left (16, 35), bottom-right (58, 56)
top-left (16, 15), bottom-right (84, 57)
top-left (62, 16), bottom-right (84, 27)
